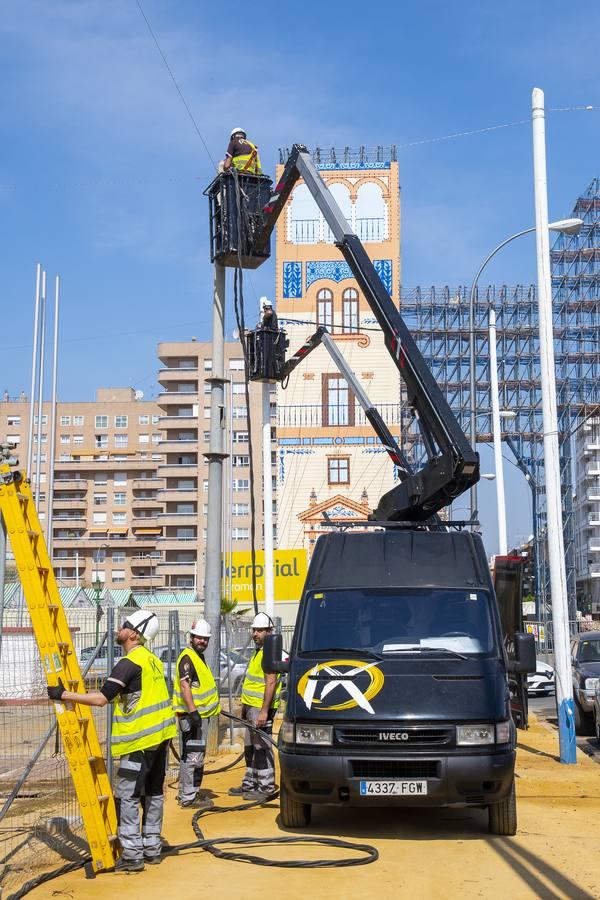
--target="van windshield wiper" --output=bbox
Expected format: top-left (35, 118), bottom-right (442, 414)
top-left (382, 645), bottom-right (468, 660)
top-left (302, 647), bottom-right (382, 660)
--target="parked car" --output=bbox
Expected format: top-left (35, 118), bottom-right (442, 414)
top-left (79, 644), bottom-right (124, 688)
top-left (572, 631), bottom-right (600, 736)
top-left (153, 644), bottom-right (254, 696)
top-left (527, 660), bottom-right (555, 696)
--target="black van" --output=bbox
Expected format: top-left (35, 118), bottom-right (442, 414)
top-left (264, 529), bottom-right (535, 835)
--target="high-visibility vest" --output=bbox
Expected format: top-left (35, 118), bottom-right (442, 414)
top-left (172, 648), bottom-right (221, 718)
top-left (111, 645), bottom-right (177, 758)
top-left (241, 648), bottom-right (281, 709)
top-left (232, 140), bottom-right (262, 175)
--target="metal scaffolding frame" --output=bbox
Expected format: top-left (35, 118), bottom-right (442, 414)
top-left (396, 180), bottom-right (600, 618)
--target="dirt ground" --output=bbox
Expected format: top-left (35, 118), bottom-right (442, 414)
top-left (25, 715), bottom-right (600, 900)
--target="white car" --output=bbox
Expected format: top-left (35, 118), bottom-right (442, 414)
top-left (527, 660), bottom-right (555, 695)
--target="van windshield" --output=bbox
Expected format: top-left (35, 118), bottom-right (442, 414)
top-left (298, 588), bottom-right (496, 656)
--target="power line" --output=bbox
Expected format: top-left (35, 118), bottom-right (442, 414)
top-left (134, 0), bottom-right (217, 171)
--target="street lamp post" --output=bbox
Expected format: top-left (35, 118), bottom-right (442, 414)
top-left (468, 217), bottom-right (583, 523)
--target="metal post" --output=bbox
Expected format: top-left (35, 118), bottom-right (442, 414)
top-left (223, 613), bottom-right (235, 744)
top-left (26, 264), bottom-right (42, 481)
top-left (468, 283), bottom-right (478, 524)
top-left (204, 264), bottom-right (226, 752)
top-left (532, 86), bottom-right (576, 763)
top-left (106, 605), bottom-right (115, 782)
top-left (34, 272), bottom-right (47, 509)
top-left (0, 516), bottom-right (6, 661)
top-left (75, 550), bottom-right (80, 589)
top-left (262, 382), bottom-right (275, 619)
top-left (489, 309), bottom-right (508, 555)
top-left (46, 275), bottom-right (60, 559)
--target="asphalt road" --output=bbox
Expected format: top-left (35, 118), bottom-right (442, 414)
top-left (529, 693), bottom-right (600, 761)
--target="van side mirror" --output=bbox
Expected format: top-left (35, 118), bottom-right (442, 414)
top-left (262, 633), bottom-right (289, 674)
top-left (509, 632), bottom-right (537, 674)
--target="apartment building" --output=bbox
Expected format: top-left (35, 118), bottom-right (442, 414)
top-left (574, 414), bottom-right (600, 613)
top-left (1, 345), bottom-right (273, 595)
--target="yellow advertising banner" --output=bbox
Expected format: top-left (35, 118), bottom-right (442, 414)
top-left (224, 549), bottom-right (308, 603)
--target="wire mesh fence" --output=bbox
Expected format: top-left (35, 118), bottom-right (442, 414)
top-left (0, 604), bottom-right (289, 896)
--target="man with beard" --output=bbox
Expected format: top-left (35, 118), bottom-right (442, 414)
top-left (47, 610), bottom-right (176, 872)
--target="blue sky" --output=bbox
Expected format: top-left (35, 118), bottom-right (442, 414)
top-left (1, 0), bottom-right (599, 554)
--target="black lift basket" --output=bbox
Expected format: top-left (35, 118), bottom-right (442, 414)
top-left (206, 172), bottom-right (273, 269)
top-left (246, 328), bottom-right (289, 383)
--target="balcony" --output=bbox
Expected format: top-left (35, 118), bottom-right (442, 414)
top-left (131, 497), bottom-right (161, 508)
top-left (157, 488), bottom-right (197, 502)
top-left (53, 479), bottom-right (88, 491)
top-left (158, 390), bottom-right (198, 402)
top-left (130, 573), bottom-right (164, 588)
top-left (157, 561), bottom-right (196, 575)
top-left (158, 463), bottom-right (198, 477)
top-left (53, 516), bottom-right (87, 526)
top-left (158, 512), bottom-right (198, 526)
top-left (53, 497), bottom-right (87, 509)
top-left (158, 438), bottom-right (198, 452)
top-left (277, 401), bottom-right (401, 429)
top-left (75, 536), bottom-right (159, 548)
top-left (55, 458), bottom-right (155, 472)
top-left (156, 536), bottom-right (197, 550)
top-left (591, 564), bottom-right (600, 577)
top-left (157, 415), bottom-right (198, 426)
top-left (158, 368), bottom-right (198, 383)
top-left (132, 477), bottom-right (165, 489)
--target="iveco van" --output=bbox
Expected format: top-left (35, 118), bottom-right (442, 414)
top-left (264, 528), bottom-right (535, 835)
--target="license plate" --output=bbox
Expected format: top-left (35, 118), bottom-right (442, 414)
top-left (360, 780), bottom-right (428, 796)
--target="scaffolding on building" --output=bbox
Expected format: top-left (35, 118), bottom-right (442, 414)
top-left (397, 179), bottom-right (600, 618)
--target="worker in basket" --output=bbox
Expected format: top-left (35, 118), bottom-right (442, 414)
top-left (228, 613), bottom-right (282, 800)
top-left (172, 619), bottom-right (221, 810)
top-left (222, 127), bottom-right (262, 174)
top-left (47, 610), bottom-right (176, 873)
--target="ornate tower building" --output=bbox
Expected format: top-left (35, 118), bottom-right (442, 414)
top-left (274, 146), bottom-right (401, 554)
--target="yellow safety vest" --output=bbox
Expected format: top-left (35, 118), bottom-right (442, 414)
top-left (172, 648), bottom-right (221, 718)
top-left (111, 645), bottom-right (177, 758)
top-left (241, 648), bottom-right (281, 709)
top-left (232, 140), bottom-right (262, 175)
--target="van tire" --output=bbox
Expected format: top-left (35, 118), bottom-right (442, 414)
top-left (280, 784), bottom-right (311, 828)
top-left (574, 700), bottom-right (594, 736)
top-left (488, 779), bottom-right (517, 836)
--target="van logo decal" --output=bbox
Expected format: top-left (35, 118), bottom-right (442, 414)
top-left (378, 732), bottom-right (409, 741)
top-left (297, 659), bottom-right (385, 714)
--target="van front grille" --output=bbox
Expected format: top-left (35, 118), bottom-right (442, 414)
top-left (336, 727), bottom-right (452, 746)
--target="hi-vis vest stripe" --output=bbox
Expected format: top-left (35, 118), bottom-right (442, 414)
top-left (241, 648), bottom-right (281, 709)
top-left (172, 648), bottom-right (221, 718)
top-left (232, 141), bottom-right (262, 175)
top-left (111, 645), bottom-right (177, 757)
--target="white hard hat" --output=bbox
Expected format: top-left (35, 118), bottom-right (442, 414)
top-left (230, 126), bottom-right (246, 138)
top-left (252, 612), bottom-right (274, 629)
top-left (260, 296), bottom-right (273, 310)
top-left (190, 619), bottom-right (211, 638)
top-left (123, 610), bottom-right (160, 643)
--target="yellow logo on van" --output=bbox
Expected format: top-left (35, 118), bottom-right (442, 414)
top-left (297, 659), bottom-right (385, 715)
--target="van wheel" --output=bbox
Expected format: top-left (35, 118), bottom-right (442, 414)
top-left (280, 784), bottom-right (311, 828)
top-left (574, 701), bottom-right (594, 736)
top-left (488, 779), bottom-right (517, 836)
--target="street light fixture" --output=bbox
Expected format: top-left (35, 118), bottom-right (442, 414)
top-left (468, 216), bottom-right (583, 522)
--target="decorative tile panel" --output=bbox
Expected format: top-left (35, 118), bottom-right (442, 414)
top-left (374, 259), bottom-right (393, 295)
top-left (306, 261), bottom-right (353, 289)
top-left (283, 261), bottom-right (302, 298)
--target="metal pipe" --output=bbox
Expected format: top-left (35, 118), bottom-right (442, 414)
top-left (489, 309), bottom-right (508, 555)
top-left (0, 517), bottom-right (6, 661)
top-left (262, 382), bottom-right (274, 619)
top-left (26, 264), bottom-right (42, 481)
top-left (34, 272), bottom-right (47, 508)
top-left (532, 86), bottom-right (575, 764)
top-left (106, 605), bottom-right (115, 782)
top-left (46, 275), bottom-right (60, 558)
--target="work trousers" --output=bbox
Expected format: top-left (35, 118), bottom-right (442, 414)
top-left (178, 715), bottom-right (206, 803)
top-left (114, 740), bottom-right (169, 862)
top-left (241, 705), bottom-right (275, 794)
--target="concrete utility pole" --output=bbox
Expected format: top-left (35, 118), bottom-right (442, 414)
top-left (46, 275), bottom-right (60, 559)
top-left (262, 382), bottom-right (274, 619)
top-left (204, 264), bottom-right (227, 747)
top-left (488, 309), bottom-right (508, 556)
top-left (532, 86), bottom-right (576, 764)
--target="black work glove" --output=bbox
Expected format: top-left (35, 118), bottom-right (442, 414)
top-left (187, 710), bottom-right (202, 728)
top-left (47, 678), bottom-right (66, 701)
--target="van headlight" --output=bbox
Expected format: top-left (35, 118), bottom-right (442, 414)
top-left (456, 725), bottom-right (495, 746)
top-left (296, 724), bottom-right (333, 746)
top-left (280, 720), bottom-right (294, 744)
top-left (585, 678), bottom-right (599, 693)
top-left (495, 721), bottom-right (511, 744)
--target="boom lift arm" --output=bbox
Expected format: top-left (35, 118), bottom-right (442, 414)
top-left (253, 144), bottom-right (479, 521)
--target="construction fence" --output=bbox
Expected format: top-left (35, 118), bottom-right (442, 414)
top-left (0, 604), bottom-right (294, 898)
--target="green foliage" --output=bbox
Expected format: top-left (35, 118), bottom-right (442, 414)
top-left (220, 596), bottom-right (251, 618)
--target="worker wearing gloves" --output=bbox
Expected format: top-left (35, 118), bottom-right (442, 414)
top-left (172, 619), bottom-right (221, 809)
top-left (47, 610), bottom-right (176, 873)
top-left (222, 127), bottom-right (262, 174)
top-left (229, 613), bottom-right (281, 801)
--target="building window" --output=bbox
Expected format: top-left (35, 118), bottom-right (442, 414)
top-left (60, 434), bottom-right (70, 444)
top-left (95, 415), bottom-right (108, 429)
top-left (115, 415), bottom-right (128, 428)
top-left (322, 375), bottom-right (354, 426)
top-left (93, 548), bottom-right (107, 563)
top-left (152, 415), bottom-right (160, 424)
top-left (203, 480), bottom-right (209, 492)
top-left (34, 415), bottom-right (48, 425)
top-left (59, 453), bottom-right (71, 461)
top-left (73, 415), bottom-right (84, 426)
top-left (93, 511), bottom-right (107, 524)
top-left (7, 415), bottom-right (20, 426)
top-left (94, 493), bottom-right (107, 506)
top-left (233, 455), bottom-right (250, 467)
top-left (342, 288), bottom-right (359, 333)
top-left (232, 383), bottom-right (246, 395)
top-left (73, 434), bottom-right (84, 445)
top-left (233, 479), bottom-right (249, 491)
top-left (232, 406), bottom-right (248, 419)
top-left (112, 551), bottom-right (125, 563)
top-left (233, 503), bottom-right (249, 516)
top-left (96, 434), bottom-right (108, 449)
top-left (152, 433), bottom-right (161, 444)
top-left (203, 359), bottom-right (213, 371)
top-left (232, 527), bottom-right (250, 540)
top-left (139, 415), bottom-right (149, 425)
top-left (328, 456), bottom-right (350, 485)
top-left (114, 492), bottom-right (127, 505)
top-left (95, 473), bottom-right (108, 485)
top-left (138, 433), bottom-right (149, 444)
top-left (316, 288), bottom-right (333, 328)
top-left (112, 570), bottom-right (125, 583)
top-left (229, 358), bottom-right (245, 371)
top-left (114, 472), bottom-right (127, 485)
top-left (60, 415), bottom-right (71, 426)
top-left (113, 512), bottom-right (127, 524)
top-left (7, 434), bottom-right (20, 445)
top-left (114, 434), bottom-right (128, 448)
top-left (233, 431), bottom-right (249, 443)
top-left (204, 406), bottom-right (211, 419)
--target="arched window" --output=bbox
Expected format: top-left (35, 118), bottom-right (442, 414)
top-left (316, 288), bottom-right (333, 328)
top-left (342, 288), bottom-right (359, 333)
top-left (355, 182), bottom-right (387, 242)
top-left (324, 184), bottom-right (352, 243)
top-left (289, 184), bottom-right (321, 243)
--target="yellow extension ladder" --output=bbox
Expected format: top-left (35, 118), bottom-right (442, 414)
top-left (0, 462), bottom-right (118, 872)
